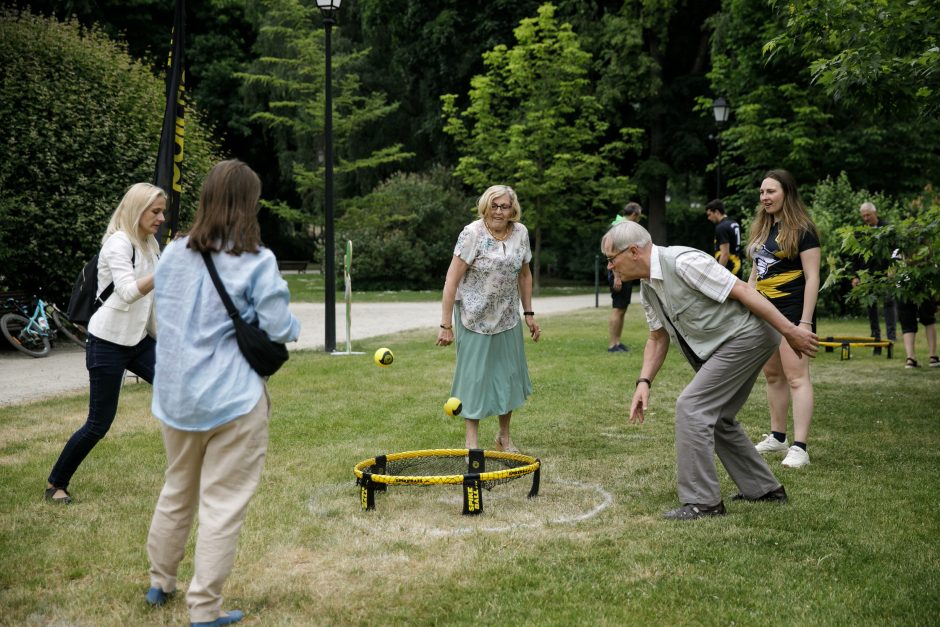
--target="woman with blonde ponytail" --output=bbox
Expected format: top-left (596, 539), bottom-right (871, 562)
top-left (45, 183), bottom-right (166, 504)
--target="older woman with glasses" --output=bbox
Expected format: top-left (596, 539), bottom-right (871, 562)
top-left (436, 185), bottom-right (540, 454)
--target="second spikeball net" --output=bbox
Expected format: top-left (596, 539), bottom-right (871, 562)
top-left (353, 448), bottom-right (541, 515)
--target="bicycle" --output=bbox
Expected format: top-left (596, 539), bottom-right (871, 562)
top-left (0, 295), bottom-right (87, 357)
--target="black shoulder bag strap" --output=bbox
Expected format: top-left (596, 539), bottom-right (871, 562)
top-left (201, 251), bottom-right (241, 321)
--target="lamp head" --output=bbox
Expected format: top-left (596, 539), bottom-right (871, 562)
top-left (316, 0), bottom-right (342, 19)
top-left (712, 96), bottom-right (730, 126)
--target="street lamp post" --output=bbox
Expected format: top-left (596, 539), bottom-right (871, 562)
top-left (712, 96), bottom-right (730, 199)
top-left (317, 0), bottom-right (341, 352)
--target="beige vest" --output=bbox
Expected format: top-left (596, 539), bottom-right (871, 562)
top-left (641, 246), bottom-right (766, 365)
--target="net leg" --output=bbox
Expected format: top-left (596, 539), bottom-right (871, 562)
top-left (467, 448), bottom-right (485, 473)
top-left (462, 475), bottom-right (483, 516)
top-left (887, 342), bottom-right (893, 359)
top-left (359, 474), bottom-right (376, 511)
top-left (371, 455), bottom-right (387, 492)
top-left (528, 460), bottom-right (541, 498)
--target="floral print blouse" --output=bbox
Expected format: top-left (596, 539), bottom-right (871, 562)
top-left (454, 219), bottom-right (532, 334)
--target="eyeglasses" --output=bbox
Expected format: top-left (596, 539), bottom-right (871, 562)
top-left (606, 247), bottom-right (630, 264)
top-left (490, 203), bottom-right (513, 213)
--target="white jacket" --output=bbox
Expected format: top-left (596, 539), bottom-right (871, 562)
top-left (86, 231), bottom-right (158, 346)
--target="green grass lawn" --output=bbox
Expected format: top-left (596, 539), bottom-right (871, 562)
top-left (2, 309), bottom-right (938, 625)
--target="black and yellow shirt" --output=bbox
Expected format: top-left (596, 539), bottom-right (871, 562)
top-left (753, 222), bottom-right (820, 321)
top-left (713, 216), bottom-right (743, 277)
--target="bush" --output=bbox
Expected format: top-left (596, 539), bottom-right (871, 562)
top-left (808, 172), bottom-right (902, 316)
top-left (0, 11), bottom-right (220, 304)
top-left (337, 168), bottom-right (473, 290)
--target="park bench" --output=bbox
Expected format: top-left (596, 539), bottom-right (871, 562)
top-left (277, 260), bottom-right (309, 273)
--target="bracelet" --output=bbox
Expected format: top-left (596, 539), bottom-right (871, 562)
top-left (523, 311), bottom-right (535, 316)
top-left (798, 320), bottom-right (813, 325)
top-left (636, 378), bottom-right (652, 389)
top-left (440, 324), bottom-right (453, 330)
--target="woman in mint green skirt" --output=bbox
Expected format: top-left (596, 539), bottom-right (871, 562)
top-left (436, 185), bottom-right (541, 452)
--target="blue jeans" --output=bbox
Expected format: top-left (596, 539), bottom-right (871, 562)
top-left (47, 334), bottom-right (156, 490)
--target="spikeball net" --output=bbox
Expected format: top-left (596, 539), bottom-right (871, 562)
top-left (354, 448), bottom-right (541, 515)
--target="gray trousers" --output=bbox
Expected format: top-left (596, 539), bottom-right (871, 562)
top-left (674, 322), bottom-right (782, 506)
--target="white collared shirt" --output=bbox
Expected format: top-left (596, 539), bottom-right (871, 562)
top-left (640, 244), bottom-right (737, 332)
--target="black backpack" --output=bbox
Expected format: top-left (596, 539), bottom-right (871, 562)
top-left (67, 248), bottom-right (135, 327)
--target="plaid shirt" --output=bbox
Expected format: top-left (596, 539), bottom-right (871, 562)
top-left (641, 245), bottom-right (737, 332)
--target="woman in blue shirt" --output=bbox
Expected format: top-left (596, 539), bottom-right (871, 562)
top-left (144, 160), bottom-right (300, 627)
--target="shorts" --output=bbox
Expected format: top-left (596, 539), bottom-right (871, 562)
top-left (608, 270), bottom-right (633, 310)
top-left (898, 298), bottom-right (937, 334)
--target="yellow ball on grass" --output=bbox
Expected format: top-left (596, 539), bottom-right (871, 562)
top-left (373, 347), bottom-right (394, 367)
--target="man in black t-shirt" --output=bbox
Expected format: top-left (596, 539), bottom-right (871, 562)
top-left (705, 199), bottom-right (743, 279)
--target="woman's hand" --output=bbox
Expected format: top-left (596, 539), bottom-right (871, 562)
top-left (524, 315), bottom-right (541, 342)
top-left (436, 326), bottom-right (454, 346)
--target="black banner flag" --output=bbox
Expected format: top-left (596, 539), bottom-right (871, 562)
top-left (154, 0), bottom-right (185, 248)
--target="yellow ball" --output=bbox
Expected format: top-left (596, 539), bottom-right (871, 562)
top-left (444, 397), bottom-right (463, 417)
top-left (373, 347), bottom-right (394, 367)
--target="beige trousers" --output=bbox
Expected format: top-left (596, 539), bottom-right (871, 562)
top-left (147, 389), bottom-right (269, 623)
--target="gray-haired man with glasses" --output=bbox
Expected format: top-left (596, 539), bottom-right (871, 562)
top-left (601, 220), bottom-right (818, 520)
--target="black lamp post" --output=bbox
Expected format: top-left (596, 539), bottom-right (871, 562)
top-left (317, 0), bottom-right (341, 352)
top-left (712, 96), bottom-right (730, 198)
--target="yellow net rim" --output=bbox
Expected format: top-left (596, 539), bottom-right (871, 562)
top-left (353, 448), bottom-right (540, 486)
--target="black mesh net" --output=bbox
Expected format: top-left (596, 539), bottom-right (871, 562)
top-left (375, 453), bottom-right (535, 490)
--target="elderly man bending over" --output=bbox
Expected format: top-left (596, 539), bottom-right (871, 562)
top-left (602, 221), bottom-right (818, 520)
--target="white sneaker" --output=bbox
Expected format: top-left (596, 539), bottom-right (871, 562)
top-left (755, 433), bottom-right (789, 454)
top-left (782, 446), bottom-right (810, 468)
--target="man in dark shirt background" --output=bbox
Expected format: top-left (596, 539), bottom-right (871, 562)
top-left (705, 199), bottom-right (743, 279)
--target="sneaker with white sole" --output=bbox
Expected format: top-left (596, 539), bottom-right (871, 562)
top-left (755, 433), bottom-right (789, 454)
top-left (782, 445), bottom-right (810, 468)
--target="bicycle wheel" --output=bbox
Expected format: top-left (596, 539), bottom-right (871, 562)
top-left (0, 313), bottom-right (51, 357)
top-left (51, 309), bottom-right (87, 348)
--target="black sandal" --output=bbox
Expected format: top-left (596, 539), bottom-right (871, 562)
top-left (905, 357), bottom-right (919, 369)
top-left (45, 487), bottom-right (72, 504)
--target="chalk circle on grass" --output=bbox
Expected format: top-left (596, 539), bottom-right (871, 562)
top-left (307, 477), bottom-right (613, 537)
top-left (354, 448), bottom-right (541, 516)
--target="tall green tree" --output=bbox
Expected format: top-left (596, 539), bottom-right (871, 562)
top-left (708, 0), bottom-right (940, 214)
top-left (346, 0), bottom-right (545, 171)
top-left (766, 0), bottom-right (940, 118)
top-left (238, 0), bottom-right (414, 264)
top-left (442, 3), bottom-right (640, 289)
top-left (584, 0), bottom-right (720, 244)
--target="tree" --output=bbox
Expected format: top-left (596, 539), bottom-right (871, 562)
top-left (442, 3), bottom-right (640, 290)
top-left (708, 0), bottom-right (940, 214)
top-left (766, 0), bottom-right (940, 118)
top-left (584, 0), bottom-right (721, 244)
top-left (346, 0), bottom-right (546, 171)
top-left (238, 0), bottom-right (414, 266)
top-left (0, 10), bottom-right (219, 303)
top-left (831, 192), bottom-right (940, 309)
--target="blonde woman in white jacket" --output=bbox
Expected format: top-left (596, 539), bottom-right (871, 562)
top-left (46, 183), bottom-right (165, 504)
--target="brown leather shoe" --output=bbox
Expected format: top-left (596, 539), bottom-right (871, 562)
top-left (731, 485), bottom-right (787, 502)
top-left (663, 501), bottom-right (726, 520)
